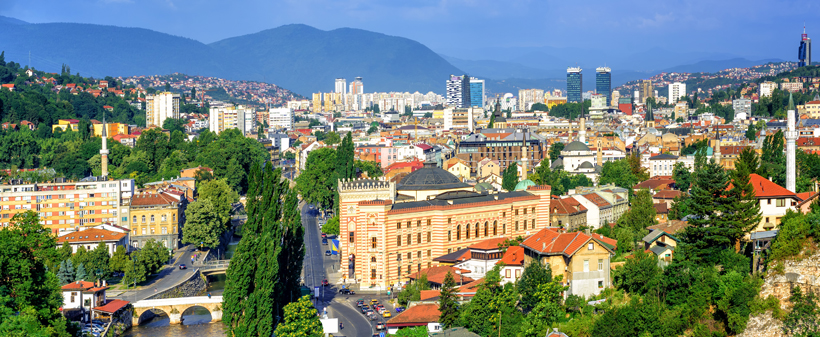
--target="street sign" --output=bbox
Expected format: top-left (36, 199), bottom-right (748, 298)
top-left (314, 286), bottom-right (320, 298)
top-left (380, 332), bottom-right (385, 337)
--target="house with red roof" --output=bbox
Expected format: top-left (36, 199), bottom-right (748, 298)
top-left (406, 265), bottom-right (474, 289)
top-left (550, 197), bottom-right (588, 231)
top-left (498, 245), bottom-right (526, 283)
top-left (56, 228), bottom-right (129, 256)
top-left (745, 174), bottom-right (801, 232)
top-left (61, 280), bottom-right (119, 323)
top-left (385, 303), bottom-right (442, 334)
top-left (520, 228), bottom-right (615, 298)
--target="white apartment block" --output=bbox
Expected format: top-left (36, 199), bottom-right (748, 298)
top-left (759, 81), bottom-right (777, 97)
top-left (0, 178), bottom-right (135, 233)
top-left (649, 153), bottom-right (679, 177)
top-left (443, 107), bottom-right (475, 131)
top-left (145, 92), bottom-right (180, 128)
top-left (668, 82), bottom-right (686, 103)
top-left (269, 107), bottom-right (295, 130)
top-left (209, 105), bottom-right (255, 135)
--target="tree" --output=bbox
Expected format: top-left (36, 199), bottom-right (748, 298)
top-left (613, 250), bottom-right (662, 294)
top-left (672, 162), bottom-right (692, 191)
top-left (520, 276), bottom-right (567, 337)
top-left (354, 160), bottom-right (383, 178)
top-left (88, 242), bottom-right (111, 280)
top-left (517, 260), bottom-right (553, 313)
top-left (393, 326), bottom-right (428, 337)
top-left (0, 212), bottom-right (73, 336)
top-left (75, 263), bottom-right (88, 281)
top-left (680, 159), bottom-right (733, 264)
top-left (782, 286), bottom-right (820, 336)
top-left (57, 260), bottom-right (74, 285)
top-left (398, 274), bottom-right (430, 306)
top-left (324, 131), bottom-right (341, 146)
top-left (627, 153), bottom-right (650, 182)
top-left (223, 163), bottom-right (304, 337)
top-left (745, 123), bottom-right (757, 141)
top-left (735, 147), bottom-right (760, 177)
top-left (182, 200), bottom-right (224, 249)
top-left (502, 164), bottom-right (519, 191)
top-left (197, 178), bottom-right (238, 227)
top-left (321, 215), bottom-right (340, 236)
top-left (760, 129), bottom-right (786, 186)
top-left (162, 118), bottom-right (186, 134)
top-left (273, 295), bottom-right (323, 337)
top-left (617, 189), bottom-right (656, 233)
top-left (461, 266), bottom-right (508, 336)
top-left (122, 253), bottom-right (147, 286)
top-left (599, 159), bottom-right (640, 190)
top-left (438, 271), bottom-right (459, 328)
top-left (109, 245), bottom-right (129, 273)
top-left (297, 147), bottom-right (337, 209)
top-left (549, 142), bottom-right (564, 162)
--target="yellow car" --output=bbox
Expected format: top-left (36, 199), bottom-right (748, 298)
top-left (371, 299), bottom-right (379, 305)
top-left (382, 311), bottom-right (392, 318)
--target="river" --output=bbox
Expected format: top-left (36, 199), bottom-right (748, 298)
top-left (124, 274), bottom-right (229, 336)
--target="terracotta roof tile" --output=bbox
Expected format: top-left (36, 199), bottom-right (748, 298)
top-left (467, 237), bottom-right (508, 250)
top-left (653, 190), bottom-right (681, 199)
top-left (407, 266), bottom-right (473, 285)
top-left (57, 228), bottom-right (126, 244)
top-left (129, 192), bottom-right (178, 207)
top-left (61, 281), bottom-right (96, 291)
top-left (386, 303), bottom-right (440, 327)
top-left (746, 174), bottom-right (798, 198)
top-left (498, 246), bottom-right (525, 266)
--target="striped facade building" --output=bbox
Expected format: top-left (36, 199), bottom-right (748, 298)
top-left (338, 163), bottom-right (551, 289)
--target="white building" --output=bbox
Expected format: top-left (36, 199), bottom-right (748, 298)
top-left (649, 153), bottom-right (678, 177)
top-left (145, 92), bottom-right (180, 128)
top-left (209, 105), bottom-right (254, 135)
top-left (759, 81), bottom-right (777, 98)
top-left (56, 227), bottom-right (129, 256)
top-left (443, 107), bottom-right (475, 131)
top-left (668, 82), bottom-right (686, 103)
top-left (269, 107), bottom-right (295, 130)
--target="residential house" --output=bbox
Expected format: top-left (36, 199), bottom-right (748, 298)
top-left (385, 303), bottom-right (442, 335)
top-left (127, 191), bottom-right (186, 250)
top-left (649, 153), bottom-right (679, 177)
top-left (61, 280), bottom-right (110, 322)
top-left (477, 158), bottom-right (501, 178)
top-left (747, 174), bottom-right (801, 232)
top-left (652, 190), bottom-right (681, 207)
top-left (550, 197), bottom-right (588, 231)
top-left (56, 228), bottom-right (129, 256)
top-left (521, 228), bottom-right (614, 298)
top-left (498, 246), bottom-right (525, 284)
top-left (444, 157), bottom-right (470, 181)
top-left (642, 229), bottom-right (679, 265)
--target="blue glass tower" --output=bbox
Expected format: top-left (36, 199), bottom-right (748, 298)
top-left (596, 67), bottom-right (611, 101)
top-left (567, 67), bottom-right (583, 103)
top-left (469, 78), bottom-right (485, 108)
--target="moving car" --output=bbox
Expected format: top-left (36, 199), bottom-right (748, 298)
top-left (376, 322), bottom-right (386, 330)
top-left (178, 264), bottom-right (186, 270)
top-left (340, 289), bottom-right (355, 295)
top-left (325, 250), bottom-right (332, 256)
top-left (322, 239), bottom-right (328, 245)
top-left (395, 307), bottom-right (405, 313)
top-left (382, 311), bottom-right (392, 318)
top-left (321, 279), bottom-right (330, 286)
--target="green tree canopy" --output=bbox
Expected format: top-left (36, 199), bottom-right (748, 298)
top-left (182, 199), bottom-right (224, 249)
top-left (273, 295), bottom-right (323, 337)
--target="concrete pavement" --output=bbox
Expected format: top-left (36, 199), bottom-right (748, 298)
top-left (111, 244), bottom-right (201, 302)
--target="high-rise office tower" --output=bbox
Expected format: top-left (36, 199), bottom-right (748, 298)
top-left (349, 77), bottom-right (364, 95)
top-left (595, 67), bottom-right (611, 101)
top-left (469, 77), bottom-right (485, 108)
top-left (335, 78), bottom-right (347, 94)
top-left (639, 80), bottom-right (654, 104)
top-left (668, 82), bottom-right (687, 103)
top-left (446, 75), bottom-right (471, 108)
top-left (145, 92), bottom-right (180, 128)
top-left (799, 26), bottom-right (812, 67)
top-left (567, 67), bottom-right (583, 103)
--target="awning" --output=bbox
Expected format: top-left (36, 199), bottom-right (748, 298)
top-left (92, 299), bottom-right (130, 314)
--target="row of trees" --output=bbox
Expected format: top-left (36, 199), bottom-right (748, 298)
top-left (222, 163), bottom-right (305, 337)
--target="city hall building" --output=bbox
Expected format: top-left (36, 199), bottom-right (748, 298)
top-left (338, 162), bottom-right (552, 289)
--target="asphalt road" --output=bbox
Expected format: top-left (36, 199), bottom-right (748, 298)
top-left (113, 244), bottom-right (199, 302)
top-left (301, 203), bottom-right (376, 337)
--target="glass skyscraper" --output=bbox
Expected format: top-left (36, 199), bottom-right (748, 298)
top-left (567, 67), bottom-right (583, 103)
top-left (469, 78), bottom-right (485, 108)
top-left (799, 27), bottom-right (811, 67)
top-left (596, 67), bottom-right (611, 101)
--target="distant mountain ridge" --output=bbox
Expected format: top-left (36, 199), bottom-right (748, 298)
top-left (0, 15), bottom-right (787, 97)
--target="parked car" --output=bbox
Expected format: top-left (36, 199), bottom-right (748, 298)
top-left (325, 250), bottom-right (332, 256)
top-left (356, 299), bottom-right (365, 307)
top-left (340, 289), bottom-right (355, 295)
top-left (322, 239), bottom-right (328, 245)
top-left (395, 307), bottom-right (405, 313)
top-left (382, 311), bottom-right (392, 318)
top-left (321, 279), bottom-right (329, 286)
top-left (376, 322), bottom-right (386, 330)
top-left (178, 264), bottom-right (186, 269)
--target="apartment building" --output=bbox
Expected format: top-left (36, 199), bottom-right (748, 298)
top-left (209, 104), bottom-right (255, 135)
top-left (146, 92), bottom-right (180, 128)
top-left (127, 190), bottom-right (186, 250)
top-left (0, 177), bottom-right (134, 234)
top-left (269, 107), bottom-right (294, 130)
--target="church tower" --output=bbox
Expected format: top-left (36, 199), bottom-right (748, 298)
top-left (100, 111), bottom-right (109, 177)
top-left (786, 93), bottom-right (797, 192)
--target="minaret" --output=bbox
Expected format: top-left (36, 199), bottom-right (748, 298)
top-left (646, 103), bottom-right (655, 128)
top-left (100, 111), bottom-right (109, 177)
top-left (596, 139), bottom-right (603, 167)
top-left (521, 129), bottom-right (528, 180)
top-left (579, 116), bottom-right (587, 144)
top-left (786, 93), bottom-right (797, 192)
top-left (713, 137), bottom-right (721, 166)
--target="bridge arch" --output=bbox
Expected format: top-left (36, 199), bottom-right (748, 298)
top-left (131, 296), bottom-right (223, 325)
top-left (137, 308), bottom-right (169, 326)
top-left (180, 305), bottom-right (213, 325)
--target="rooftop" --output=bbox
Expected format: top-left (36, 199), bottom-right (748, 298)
top-left (386, 303), bottom-right (441, 327)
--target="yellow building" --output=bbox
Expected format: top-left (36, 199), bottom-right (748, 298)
top-left (52, 119), bottom-right (81, 133)
top-left (92, 123), bottom-right (129, 138)
top-left (127, 190), bottom-right (186, 250)
top-left (312, 93), bottom-right (323, 113)
top-left (0, 178), bottom-right (134, 234)
top-left (545, 97), bottom-right (567, 109)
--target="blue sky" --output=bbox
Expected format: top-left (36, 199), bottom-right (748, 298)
top-left (1, 0), bottom-right (817, 62)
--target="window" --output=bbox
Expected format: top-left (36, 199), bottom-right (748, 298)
top-left (407, 221), bottom-right (411, 228)
top-left (162, 215), bottom-right (167, 222)
top-left (583, 259), bottom-right (589, 272)
top-left (503, 223), bottom-right (506, 234)
top-left (506, 269), bottom-right (511, 278)
top-left (427, 219), bottom-right (431, 226)
top-left (448, 230), bottom-right (452, 242)
top-left (406, 234), bottom-right (411, 245)
top-left (598, 259), bottom-right (604, 270)
top-left (427, 250), bottom-right (431, 257)
top-left (427, 232), bottom-right (431, 243)
top-left (523, 220), bottom-right (527, 229)
top-left (349, 232), bottom-right (355, 243)
top-left (457, 225), bottom-right (461, 240)
top-left (484, 222), bottom-right (488, 237)
top-left (133, 216), bottom-right (137, 223)
top-left (466, 225), bottom-right (470, 239)
top-left (397, 235), bottom-right (402, 246)
top-left (523, 208), bottom-right (527, 215)
top-left (371, 237), bottom-right (377, 249)
top-left (516, 269), bottom-right (521, 278)
top-left (397, 222), bottom-right (401, 229)
top-left (141, 228), bottom-right (146, 235)
top-left (398, 266), bottom-right (401, 276)
top-left (475, 224), bottom-right (479, 238)
top-left (532, 207), bottom-right (536, 214)
top-left (768, 199), bottom-right (772, 205)
top-left (493, 221), bottom-right (497, 236)
top-left (71, 292), bottom-right (76, 303)
top-left (371, 269), bottom-right (376, 279)
top-left (150, 215), bottom-right (155, 222)
top-left (515, 209), bottom-right (519, 215)
top-left (598, 280), bottom-right (604, 288)
top-left (141, 215), bottom-right (146, 223)
top-left (417, 233), bottom-right (421, 244)
top-left (417, 220), bottom-right (421, 227)
top-left (515, 221), bottom-right (519, 231)
top-left (588, 243), bottom-right (594, 250)
top-left (777, 199), bottom-right (786, 207)
top-left (161, 227), bottom-right (167, 234)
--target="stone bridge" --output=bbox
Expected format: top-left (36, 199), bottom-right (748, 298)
top-left (132, 296), bottom-right (223, 325)
top-left (196, 260), bottom-right (230, 275)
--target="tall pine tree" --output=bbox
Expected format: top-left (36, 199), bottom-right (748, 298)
top-left (680, 159), bottom-right (733, 264)
top-left (724, 156), bottom-right (763, 252)
top-left (502, 164), bottom-right (519, 191)
top-left (761, 130), bottom-right (786, 186)
top-left (439, 271), bottom-right (459, 328)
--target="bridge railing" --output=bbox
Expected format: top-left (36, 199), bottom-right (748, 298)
top-left (195, 259), bottom-right (230, 269)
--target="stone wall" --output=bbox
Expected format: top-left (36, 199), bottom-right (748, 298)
top-left (739, 253), bottom-right (820, 336)
top-left (145, 270), bottom-right (208, 300)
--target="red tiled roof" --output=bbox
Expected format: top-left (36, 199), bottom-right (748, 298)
top-left (647, 220), bottom-right (689, 235)
top-left (563, 197), bottom-right (588, 211)
top-left (633, 177), bottom-right (676, 191)
top-left (92, 299), bottom-right (129, 314)
top-left (415, 143), bottom-right (432, 150)
top-left (654, 202), bottom-right (669, 214)
top-left (419, 290), bottom-right (441, 301)
top-left (386, 303), bottom-right (440, 327)
top-left (407, 266), bottom-right (473, 285)
top-left (550, 197), bottom-right (585, 215)
top-left (589, 233), bottom-right (618, 250)
top-left (797, 191), bottom-right (816, 201)
top-left (747, 174), bottom-right (798, 198)
top-left (653, 190), bottom-right (681, 200)
top-left (57, 228), bottom-right (126, 244)
top-left (522, 228), bottom-right (594, 256)
top-left (498, 246), bottom-right (525, 266)
top-left (130, 192), bottom-right (178, 206)
top-left (61, 281), bottom-right (96, 291)
top-left (467, 237), bottom-right (508, 250)
top-left (582, 193), bottom-right (610, 207)
top-left (797, 137), bottom-right (820, 147)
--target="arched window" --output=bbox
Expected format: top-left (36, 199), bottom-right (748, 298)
top-left (132, 216), bottom-right (137, 223)
top-left (475, 223), bottom-right (479, 238)
top-left (371, 257), bottom-right (377, 263)
top-left (150, 215), bottom-right (155, 222)
top-left (161, 215), bottom-right (167, 222)
top-left (484, 222), bottom-right (489, 237)
top-left (457, 225), bottom-right (461, 240)
top-left (141, 215), bottom-right (146, 223)
top-left (466, 224), bottom-right (470, 239)
top-left (493, 221), bottom-right (498, 236)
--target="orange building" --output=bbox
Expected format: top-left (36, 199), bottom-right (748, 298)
top-left (338, 163), bottom-right (551, 289)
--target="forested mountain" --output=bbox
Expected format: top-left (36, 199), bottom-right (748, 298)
top-left (0, 17), bottom-right (463, 96)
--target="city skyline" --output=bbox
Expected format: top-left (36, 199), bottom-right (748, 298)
top-left (1, 0), bottom-right (817, 69)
